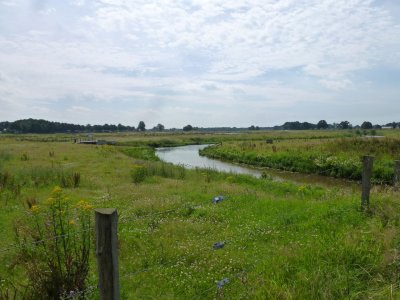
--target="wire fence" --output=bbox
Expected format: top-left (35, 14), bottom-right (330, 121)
top-left (116, 194), bottom-right (258, 298)
top-left (0, 191), bottom-right (263, 298)
top-left (0, 157), bottom-right (381, 298)
top-left (1, 151), bottom-right (398, 298)
top-left (0, 198), bottom-right (234, 298)
top-left (119, 204), bottom-right (205, 224)
top-left (0, 170), bottom-right (365, 300)
top-left (62, 284), bottom-right (98, 299)
top-left (0, 228), bottom-right (91, 254)
top-left (0, 228), bottom-right (95, 299)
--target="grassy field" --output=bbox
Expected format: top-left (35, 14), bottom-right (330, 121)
top-left (1, 131), bottom-right (400, 299)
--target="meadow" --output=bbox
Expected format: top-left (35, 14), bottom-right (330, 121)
top-left (0, 130), bottom-right (400, 299)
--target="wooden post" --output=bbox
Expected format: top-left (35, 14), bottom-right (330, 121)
top-left (394, 160), bottom-right (400, 190)
top-left (361, 156), bottom-right (374, 210)
top-left (95, 208), bottom-right (120, 300)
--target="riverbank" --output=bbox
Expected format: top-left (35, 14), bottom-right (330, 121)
top-left (199, 138), bottom-right (400, 184)
top-left (156, 144), bottom-right (363, 189)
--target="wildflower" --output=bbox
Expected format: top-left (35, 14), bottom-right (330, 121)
top-left (298, 185), bottom-right (306, 192)
top-left (30, 205), bottom-right (40, 213)
top-left (52, 186), bottom-right (62, 194)
top-left (68, 219), bottom-right (76, 226)
top-left (76, 200), bottom-right (93, 211)
top-left (45, 197), bottom-right (55, 205)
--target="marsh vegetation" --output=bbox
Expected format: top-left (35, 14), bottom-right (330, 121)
top-left (0, 130), bottom-right (399, 298)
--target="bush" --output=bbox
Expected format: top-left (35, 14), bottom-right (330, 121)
top-left (20, 153), bottom-right (29, 161)
top-left (131, 162), bottom-right (186, 182)
top-left (13, 187), bottom-right (93, 299)
top-left (0, 170), bottom-right (21, 202)
top-left (130, 165), bottom-right (146, 184)
top-left (59, 171), bottom-right (81, 188)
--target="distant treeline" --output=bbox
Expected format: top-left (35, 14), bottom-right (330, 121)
top-left (271, 120), bottom-right (400, 131)
top-left (0, 119), bottom-right (135, 134)
top-left (1, 118), bottom-right (399, 134)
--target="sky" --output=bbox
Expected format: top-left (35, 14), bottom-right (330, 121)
top-left (0, 0), bottom-right (400, 128)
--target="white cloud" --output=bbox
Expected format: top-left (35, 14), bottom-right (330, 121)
top-left (1, 0), bottom-right (19, 6)
top-left (67, 105), bottom-right (91, 113)
top-left (319, 79), bottom-right (352, 90)
top-left (71, 0), bottom-right (85, 6)
top-left (84, 0), bottom-right (400, 83)
top-left (0, 0), bottom-right (399, 126)
top-left (39, 7), bottom-right (56, 15)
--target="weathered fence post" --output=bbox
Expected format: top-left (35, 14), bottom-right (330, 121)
top-left (361, 156), bottom-right (374, 210)
top-left (394, 160), bottom-right (400, 190)
top-left (95, 208), bottom-right (120, 300)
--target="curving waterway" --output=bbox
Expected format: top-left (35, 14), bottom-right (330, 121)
top-left (156, 144), bottom-right (359, 189)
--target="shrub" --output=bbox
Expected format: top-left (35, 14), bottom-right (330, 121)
top-left (130, 165), bottom-right (146, 184)
top-left (130, 162), bottom-right (188, 185)
top-left (20, 153), bottom-right (29, 161)
top-left (59, 171), bottom-right (81, 188)
top-left (0, 170), bottom-right (12, 189)
top-left (0, 170), bottom-right (21, 202)
top-left (119, 146), bottom-right (159, 161)
top-left (73, 172), bottom-right (81, 188)
top-left (13, 187), bottom-right (93, 299)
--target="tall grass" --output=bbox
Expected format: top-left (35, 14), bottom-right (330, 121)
top-left (0, 150), bottom-right (12, 161)
top-left (0, 167), bottom-right (81, 199)
top-left (1, 132), bottom-right (400, 298)
top-left (118, 146), bottom-right (160, 161)
top-left (130, 161), bottom-right (186, 183)
top-left (200, 138), bottom-right (399, 184)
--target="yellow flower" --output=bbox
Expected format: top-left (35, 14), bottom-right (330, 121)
top-left (298, 185), bottom-right (306, 192)
top-left (76, 200), bottom-right (93, 211)
top-left (45, 197), bottom-right (55, 205)
top-left (52, 186), bottom-right (62, 194)
top-left (68, 219), bottom-right (76, 225)
top-left (30, 205), bottom-right (40, 213)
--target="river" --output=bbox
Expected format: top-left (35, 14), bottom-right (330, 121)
top-left (156, 144), bottom-right (359, 189)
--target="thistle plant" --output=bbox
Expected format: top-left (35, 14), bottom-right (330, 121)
top-left (14, 186), bottom-right (93, 299)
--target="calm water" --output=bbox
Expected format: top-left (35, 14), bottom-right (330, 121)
top-left (156, 144), bottom-right (359, 189)
top-left (156, 145), bottom-right (260, 176)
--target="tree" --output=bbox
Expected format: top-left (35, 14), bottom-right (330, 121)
top-left (361, 121), bottom-right (373, 129)
top-left (281, 121), bottom-right (316, 130)
top-left (183, 124), bottom-right (193, 131)
top-left (154, 123), bottom-right (165, 131)
top-left (317, 120), bottom-right (329, 129)
top-left (137, 121), bottom-right (146, 131)
top-left (338, 121), bottom-right (352, 129)
top-left (386, 122), bottom-right (397, 129)
top-left (0, 118), bottom-right (134, 133)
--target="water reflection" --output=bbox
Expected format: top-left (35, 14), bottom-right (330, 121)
top-left (156, 144), bottom-right (359, 189)
top-left (156, 144), bottom-right (260, 177)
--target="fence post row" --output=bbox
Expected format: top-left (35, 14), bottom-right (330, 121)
top-left (394, 160), bottom-right (400, 190)
top-left (95, 208), bottom-right (120, 300)
top-left (361, 156), bottom-right (374, 211)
